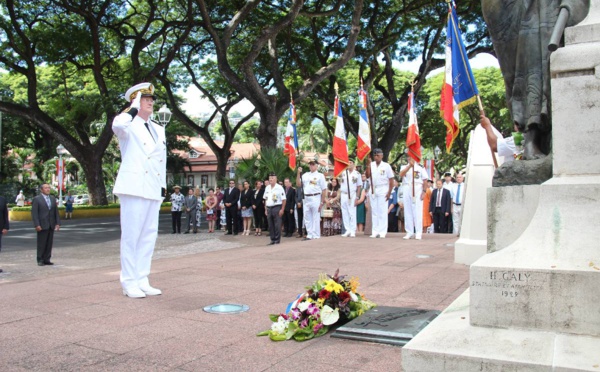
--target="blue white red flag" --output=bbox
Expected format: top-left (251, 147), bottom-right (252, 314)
top-left (440, 3), bottom-right (479, 153)
top-left (406, 92), bottom-right (421, 162)
top-left (332, 96), bottom-right (349, 177)
top-left (356, 88), bottom-right (371, 162)
top-left (283, 101), bottom-right (298, 170)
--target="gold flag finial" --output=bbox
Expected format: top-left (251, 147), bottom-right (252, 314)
top-left (409, 79), bottom-right (417, 93)
top-left (334, 82), bottom-right (339, 94)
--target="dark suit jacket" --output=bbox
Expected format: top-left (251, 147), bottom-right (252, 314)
top-left (184, 195), bottom-right (197, 211)
top-left (252, 187), bottom-right (265, 209)
top-left (240, 189), bottom-right (253, 209)
top-left (295, 186), bottom-right (304, 206)
top-left (223, 187), bottom-right (240, 207)
top-left (31, 194), bottom-right (60, 230)
top-left (0, 196), bottom-right (9, 231)
top-left (430, 188), bottom-right (452, 215)
top-left (285, 187), bottom-right (296, 212)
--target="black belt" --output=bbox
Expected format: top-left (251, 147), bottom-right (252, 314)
top-left (267, 205), bottom-right (282, 208)
top-left (305, 193), bottom-right (320, 197)
top-left (454, 203), bottom-right (461, 206)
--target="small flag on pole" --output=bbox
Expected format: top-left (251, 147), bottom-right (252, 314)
top-left (356, 85), bottom-right (371, 162)
top-left (283, 100), bottom-right (298, 170)
top-left (56, 158), bottom-right (65, 191)
top-left (440, 2), bottom-right (479, 153)
top-left (407, 89), bottom-right (422, 162)
top-left (332, 84), bottom-right (349, 177)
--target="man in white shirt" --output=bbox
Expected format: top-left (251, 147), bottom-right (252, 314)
top-left (112, 82), bottom-right (166, 299)
top-left (340, 159), bottom-right (362, 238)
top-left (368, 148), bottom-right (395, 238)
top-left (451, 173), bottom-right (466, 236)
top-left (297, 160), bottom-right (327, 240)
top-left (399, 157), bottom-right (429, 240)
top-left (480, 114), bottom-right (518, 163)
top-left (263, 172), bottom-right (287, 245)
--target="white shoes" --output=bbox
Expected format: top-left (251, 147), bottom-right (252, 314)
top-left (341, 232), bottom-right (351, 237)
top-left (403, 234), bottom-right (414, 240)
top-left (349, 233), bottom-right (356, 238)
top-left (415, 235), bottom-right (422, 240)
top-left (370, 234), bottom-right (380, 238)
top-left (379, 234), bottom-right (386, 239)
top-left (123, 287), bottom-right (146, 299)
top-left (139, 285), bottom-right (162, 296)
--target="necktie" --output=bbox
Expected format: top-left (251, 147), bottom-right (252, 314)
top-left (456, 184), bottom-right (461, 204)
top-left (144, 123), bottom-right (155, 142)
top-left (437, 189), bottom-right (442, 207)
top-left (44, 195), bottom-right (51, 208)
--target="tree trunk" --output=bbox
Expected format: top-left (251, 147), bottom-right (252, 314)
top-left (79, 157), bottom-right (108, 205)
top-left (256, 103), bottom-right (280, 149)
top-left (215, 147), bottom-right (230, 185)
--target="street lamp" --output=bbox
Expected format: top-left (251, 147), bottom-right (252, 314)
top-left (156, 105), bottom-right (172, 126)
top-left (434, 146), bottom-right (441, 160)
top-left (56, 144), bottom-right (68, 207)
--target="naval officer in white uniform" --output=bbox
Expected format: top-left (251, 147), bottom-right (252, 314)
top-left (113, 83), bottom-right (166, 299)
top-left (399, 157), bottom-right (429, 240)
top-left (296, 159), bottom-right (327, 240)
top-left (368, 148), bottom-right (395, 238)
top-left (339, 159), bottom-right (362, 237)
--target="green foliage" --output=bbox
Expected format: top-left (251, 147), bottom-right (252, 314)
top-left (234, 148), bottom-right (296, 184)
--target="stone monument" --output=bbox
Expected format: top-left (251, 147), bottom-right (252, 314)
top-left (403, 3), bottom-right (600, 370)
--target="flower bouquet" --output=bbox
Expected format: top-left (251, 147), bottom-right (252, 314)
top-left (257, 269), bottom-right (376, 341)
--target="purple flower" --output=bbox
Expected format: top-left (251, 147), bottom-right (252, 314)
top-left (300, 318), bottom-right (309, 328)
top-left (307, 303), bottom-right (320, 316)
top-left (313, 323), bottom-right (324, 334)
top-left (291, 308), bottom-right (301, 320)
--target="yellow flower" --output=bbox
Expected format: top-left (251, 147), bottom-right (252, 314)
top-left (317, 298), bottom-right (325, 307)
top-left (349, 277), bottom-right (360, 293)
top-left (325, 279), bottom-right (344, 294)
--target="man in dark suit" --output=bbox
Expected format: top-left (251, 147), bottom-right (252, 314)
top-left (31, 184), bottom-right (60, 266)
top-left (282, 178), bottom-right (296, 237)
top-left (223, 179), bottom-right (240, 235)
top-left (183, 188), bottom-right (198, 233)
top-left (295, 184), bottom-right (305, 238)
top-left (0, 195), bottom-right (9, 273)
top-left (429, 179), bottom-right (452, 233)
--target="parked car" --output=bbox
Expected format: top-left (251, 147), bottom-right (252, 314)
top-left (73, 194), bottom-right (90, 205)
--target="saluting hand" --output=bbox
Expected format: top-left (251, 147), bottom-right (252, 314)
top-left (130, 91), bottom-right (142, 111)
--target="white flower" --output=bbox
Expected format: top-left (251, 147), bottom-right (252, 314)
top-left (349, 291), bottom-right (358, 302)
top-left (297, 301), bottom-right (310, 312)
top-left (321, 305), bottom-right (340, 326)
top-left (271, 316), bottom-right (289, 334)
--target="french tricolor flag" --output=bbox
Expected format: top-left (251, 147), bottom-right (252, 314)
top-left (356, 88), bottom-right (371, 162)
top-left (332, 96), bottom-right (349, 177)
top-left (440, 3), bottom-right (479, 153)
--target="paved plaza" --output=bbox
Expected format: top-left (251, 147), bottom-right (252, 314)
top-left (0, 220), bottom-right (467, 371)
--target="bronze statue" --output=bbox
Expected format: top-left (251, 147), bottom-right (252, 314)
top-left (481, 0), bottom-right (590, 160)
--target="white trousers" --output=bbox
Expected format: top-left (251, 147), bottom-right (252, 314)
top-left (119, 195), bottom-right (161, 290)
top-left (452, 204), bottom-right (462, 235)
top-left (340, 193), bottom-right (357, 234)
top-left (403, 186), bottom-right (423, 237)
top-left (370, 192), bottom-right (388, 236)
top-left (304, 195), bottom-right (321, 239)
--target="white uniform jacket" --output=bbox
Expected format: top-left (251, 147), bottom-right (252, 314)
top-left (113, 113), bottom-right (167, 201)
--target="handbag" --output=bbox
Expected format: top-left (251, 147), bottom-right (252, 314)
top-left (321, 207), bottom-right (333, 218)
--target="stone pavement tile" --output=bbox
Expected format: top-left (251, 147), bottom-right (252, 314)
top-left (0, 305), bottom-right (48, 325)
top-left (45, 272), bottom-right (117, 287)
top-left (14, 343), bottom-right (118, 371)
top-left (75, 328), bottom-right (167, 354)
top-left (265, 361), bottom-right (351, 372)
top-left (26, 297), bottom-right (97, 315)
top-left (0, 331), bottom-right (72, 364)
top-left (282, 337), bottom-right (387, 368)
top-left (131, 316), bottom-right (212, 339)
top-left (177, 337), bottom-right (302, 372)
top-left (358, 344), bottom-right (403, 371)
top-left (60, 303), bottom-right (128, 321)
top-left (93, 308), bottom-right (164, 329)
top-left (121, 335), bottom-right (220, 369)
top-left (79, 355), bottom-right (172, 372)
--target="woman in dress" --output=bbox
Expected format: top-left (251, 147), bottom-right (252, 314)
top-left (194, 188), bottom-right (203, 231)
top-left (252, 180), bottom-right (265, 236)
top-left (240, 181), bottom-right (253, 235)
top-left (322, 177), bottom-right (342, 236)
top-left (422, 179), bottom-right (433, 233)
top-left (356, 173), bottom-right (368, 233)
top-left (205, 188), bottom-right (218, 232)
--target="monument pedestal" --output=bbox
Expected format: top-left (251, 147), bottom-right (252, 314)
top-left (403, 4), bottom-right (600, 370)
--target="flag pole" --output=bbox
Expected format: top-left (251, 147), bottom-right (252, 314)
top-left (290, 91), bottom-right (299, 160)
top-left (334, 83), bottom-right (351, 200)
top-left (476, 95), bottom-right (499, 169)
top-left (361, 79), bottom-right (375, 196)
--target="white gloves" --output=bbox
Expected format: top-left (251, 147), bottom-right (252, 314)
top-left (130, 91), bottom-right (141, 110)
